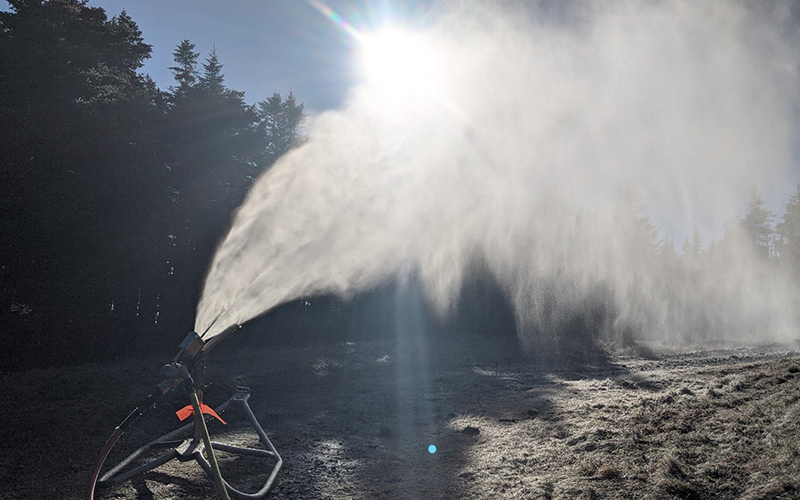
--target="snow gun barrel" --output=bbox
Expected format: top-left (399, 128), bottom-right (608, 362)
top-left (175, 330), bottom-right (205, 362)
top-left (201, 324), bottom-right (241, 353)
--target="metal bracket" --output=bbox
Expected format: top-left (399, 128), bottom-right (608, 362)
top-left (97, 386), bottom-right (282, 500)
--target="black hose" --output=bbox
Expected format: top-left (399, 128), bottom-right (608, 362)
top-left (86, 392), bottom-right (159, 500)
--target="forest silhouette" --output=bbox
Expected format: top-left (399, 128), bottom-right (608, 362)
top-left (0, 0), bottom-right (305, 369)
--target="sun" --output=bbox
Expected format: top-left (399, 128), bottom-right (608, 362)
top-left (306, 2), bottom-right (447, 105)
top-left (360, 27), bottom-right (437, 97)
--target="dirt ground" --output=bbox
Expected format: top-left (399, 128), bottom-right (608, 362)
top-left (3, 334), bottom-right (800, 500)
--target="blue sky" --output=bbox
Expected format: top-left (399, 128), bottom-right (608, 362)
top-left (1, 0), bottom-right (432, 112)
top-left (98, 0), bottom-right (364, 112)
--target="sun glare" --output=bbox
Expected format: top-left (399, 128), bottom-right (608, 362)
top-left (360, 28), bottom-right (437, 97)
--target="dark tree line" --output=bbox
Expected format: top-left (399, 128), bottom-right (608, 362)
top-left (0, 0), bottom-right (304, 370)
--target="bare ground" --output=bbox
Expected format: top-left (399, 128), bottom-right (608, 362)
top-left (3, 334), bottom-right (800, 499)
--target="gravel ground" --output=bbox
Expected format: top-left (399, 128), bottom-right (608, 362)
top-left (3, 334), bottom-right (800, 499)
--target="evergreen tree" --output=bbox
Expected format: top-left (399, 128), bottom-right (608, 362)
top-left (614, 185), bottom-right (659, 254)
top-left (161, 42), bottom-right (266, 330)
top-left (0, 0), bottom-right (166, 367)
top-left (256, 91), bottom-right (306, 165)
top-left (168, 39), bottom-right (199, 99)
top-left (198, 46), bottom-right (225, 94)
top-left (0, 5), bottom-right (307, 369)
top-left (741, 186), bottom-right (775, 259)
top-left (0, 0), bottom-right (153, 138)
top-left (657, 238), bottom-right (679, 261)
top-left (777, 184), bottom-right (800, 268)
top-left (282, 91), bottom-right (306, 146)
top-left (258, 92), bottom-right (287, 162)
top-left (94, 10), bottom-right (153, 102)
top-left (681, 229), bottom-right (704, 258)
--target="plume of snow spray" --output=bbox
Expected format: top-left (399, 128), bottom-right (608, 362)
top-left (196, 0), bottom-right (800, 350)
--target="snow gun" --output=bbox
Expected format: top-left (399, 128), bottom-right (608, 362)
top-left (87, 329), bottom-right (282, 500)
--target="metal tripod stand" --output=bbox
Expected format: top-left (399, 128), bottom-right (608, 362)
top-left (88, 332), bottom-right (282, 500)
top-left (96, 385), bottom-right (282, 500)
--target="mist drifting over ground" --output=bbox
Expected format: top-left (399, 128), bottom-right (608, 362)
top-left (196, 0), bottom-right (800, 350)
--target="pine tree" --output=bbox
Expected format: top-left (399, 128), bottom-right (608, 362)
top-left (198, 46), bottom-right (225, 94)
top-left (741, 186), bottom-right (776, 259)
top-left (777, 184), bottom-right (800, 268)
top-left (0, 0), bottom-right (152, 111)
top-left (257, 92), bottom-right (285, 160)
top-left (614, 185), bottom-right (659, 254)
top-left (282, 90), bottom-right (305, 146)
top-left (256, 91), bottom-right (306, 166)
top-left (107, 10), bottom-right (152, 76)
top-left (681, 229), bottom-right (704, 258)
top-left (657, 238), bottom-right (679, 261)
top-left (0, 0), bottom-right (167, 366)
top-left (168, 39), bottom-right (199, 98)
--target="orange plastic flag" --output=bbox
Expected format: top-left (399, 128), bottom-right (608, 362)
top-left (175, 403), bottom-right (227, 425)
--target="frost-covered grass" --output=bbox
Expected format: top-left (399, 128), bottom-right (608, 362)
top-left (2, 336), bottom-right (799, 499)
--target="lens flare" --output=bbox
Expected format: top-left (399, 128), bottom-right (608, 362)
top-left (428, 444), bottom-right (437, 454)
top-left (306, 0), bottom-right (364, 42)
